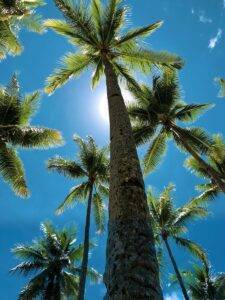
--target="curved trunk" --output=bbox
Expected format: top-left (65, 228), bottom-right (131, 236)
top-left (78, 183), bottom-right (93, 300)
top-left (163, 238), bottom-right (189, 300)
top-left (172, 125), bottom-right (225, 194)
top-left (103, 58), bottom-right (162, 299)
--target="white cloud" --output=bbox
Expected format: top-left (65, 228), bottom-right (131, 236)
top-left (208, 28), bottom-right (222, 49)
top-left (165, 292), bottom-right (180, 300)
top-left (199, 13), bottom-right (212, 23)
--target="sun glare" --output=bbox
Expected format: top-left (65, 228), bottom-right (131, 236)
top-left (98, 89), bottom-right (134, 123)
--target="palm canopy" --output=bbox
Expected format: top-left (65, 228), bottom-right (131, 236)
top-left (215, 77), bottom-right (225, 98)
top-left (171, 260), bottom-right (225, 300)
top-left (0, 75), bottom-right (63, 197)
top-left (44, 0), bottom-right (183, 94)
top-left (128, 71), bottom-right (213, 174)
top-left (185, 134), bottom-right (225, 202)
top-left (147, 183), bottom-right (208, 261)
top-left (0, 0), bottom-right (45, 59)
top-left (11, 222), bottom-right (101, 300)
top-left (47, 135), bottom-right (109, 232)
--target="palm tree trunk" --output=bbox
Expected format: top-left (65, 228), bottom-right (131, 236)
top-left (172, 126), bottom-right (225, 194)
top-left (102, 57), bottom-right (162, 299)
top-left (163, 238), bottom-right (189, 300)
top-left (78, 183), bottom-right (93, 300)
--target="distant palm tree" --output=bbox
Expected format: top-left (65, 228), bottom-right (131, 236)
top-left (215, 77), bottom-right (225, 98)
top-left (128, 71), bottom-right (225, 193)
top-left (185, 134), bottom-right (225, 201)
top-left (11, 221), bottom-right (101, 300)
top-left (0, 0), bottom-right (45, 59)
top-left (44, 0), bottom-right (183, 297)
top-left (171, 259), bottom-right (225, 300)
top-left (148, 183), bottom-right (208, 300)
top-left (0, 75), bottom-right (63, 197)
top-left (47, 135), bottom-right (109, 300)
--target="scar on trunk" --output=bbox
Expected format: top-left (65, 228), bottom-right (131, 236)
top-left (109, 93), bottom-right (120, 98)
top-left (121, 177), bottom-right (143, 189)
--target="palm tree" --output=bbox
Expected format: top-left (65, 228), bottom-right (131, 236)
top-left (0, 0), bottom-right (44, 59)
top-left (44, 0), bottom-right (183, 297)
top-left (47, 135), bottom-right (109, 300)
top-left (128, 71), bottom-right (225, 194)
top-left (171, 259), bottom-right (225, 300)
top-left (215, 77), bottom-right (225, 98)
top-left (185, 134), bottom-right (225, 201)
top-left (0, 75), bottom-right (63, 197)
top-left (11, 221), bottom-right (101, 300)
top-left (147, 183), bottom-right (208, 300)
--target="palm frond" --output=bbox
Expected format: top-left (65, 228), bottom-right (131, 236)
top-left (174, 237), bottom-right (206, 261)
top-left (0, 143), bottom-right (28, 197)
top-left (143, 130), bottom-right (167, 174)
top-left (87, 267), bottom-right (102, 283)
top-left (19, 91), bottom-right (40, 125)
top-left (55, 182), bottom-right (90, 215)
top-left (2, 126), bottom-right (63, 148)
top-left (93, 192), bottom-right (105, 233)
top-left (116, 21), bottom-right (162, 45)
top-left (47, 156), bottom-right (85, 179)
top-left (45, 52), bottom-right (93, 94)
top-left (175, 103), bottom-right (213, 123)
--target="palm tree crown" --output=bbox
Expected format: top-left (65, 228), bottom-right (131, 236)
top-left (128, 71), bottom-right (213, 175)
top-left (0, 0), bottom-right (45, 59)
top-left (148, 183), bottom-right (207, 262)
top-left (11, 222), bottom-right (101, 299)
top-left (148, 184), bottom-right (208, 299)
top-left (44, 0), bottom-right (183, 94)
top-left (47, 135), bottom-right (109, 232)
top-left (172, 259), bottom-right (225, 300)
top-left (0, 75), bottom-right (63, 197)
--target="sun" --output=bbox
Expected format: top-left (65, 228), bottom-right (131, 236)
top-left (98, 89), bottom-right (134, 123)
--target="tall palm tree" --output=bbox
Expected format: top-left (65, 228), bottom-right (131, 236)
top-left (215, 77), bottom-right (225, 98)
top-left (44, 1), bottom-right (183, 297)
top-left (47, 135), bottom-right (109, 300)
top-left (148, 183), bottom-right (208, 300)
top-left (0, 75), bottom-right (63, 197)
top-left (11, 221), bottom-right (101, 300)
top-left (171, 259), bottom-right (225, 300)
top-left (128, 71), bottom-right (225, 194)
top-left (185, 134), bottom-right (225, 201)
top-left (0, 0), bottom-right (44, 59)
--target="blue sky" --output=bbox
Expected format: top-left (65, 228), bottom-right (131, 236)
top-left (0, 0), bottom-right (225, 299)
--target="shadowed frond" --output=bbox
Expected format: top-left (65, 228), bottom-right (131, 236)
top-left (0, 144), bottom-right (28, 197)
top-left (143, 130), bottom-right (167, 174)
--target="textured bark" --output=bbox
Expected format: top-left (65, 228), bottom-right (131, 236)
top-left (163, 238), bottom-right (189, 300)
top-left (172, 126), bottom-right (225, 194)
top-left (78, 184), bottom-right (93, 300)
top-left (103, 58), bottom-right (162, 299)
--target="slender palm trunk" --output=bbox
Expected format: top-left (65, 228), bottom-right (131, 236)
top-left (103, 58), bottom-right (162, 299)
top-left (163, 238), bottom-right (189, 300)
top-left (78, 183), bottom-right (93, 300)
top-left (172, 125), bottom-right (225, 194)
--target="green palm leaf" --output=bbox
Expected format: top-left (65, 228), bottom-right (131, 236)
top-left (55, 182), bottom-right (90, 215)
top-left (143, 130), bottom-right (167, 174)
top-left (0, 143), bottom-right (28, 197)
top-left (93, 192), bottom-right (105, 233)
